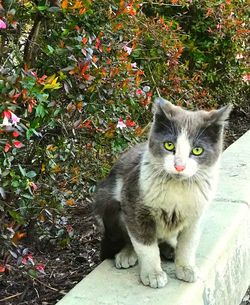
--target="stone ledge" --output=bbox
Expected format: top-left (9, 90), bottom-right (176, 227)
top-left (56, 130), bottom-right (250, 305)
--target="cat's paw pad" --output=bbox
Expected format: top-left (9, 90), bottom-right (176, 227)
top-left (175, 265), bottom-right (198, 283)
top-left (115, 248), bottom-right (138, 269)
top-left (140, 270), bottom-right (168, 288)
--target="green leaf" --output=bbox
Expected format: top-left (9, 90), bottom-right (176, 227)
top-left (37, 5), bottom-right (48, 11)
top-left (35, 104), bottom-right (46, 118)
top-left (47, 45), bottom-right (54, 54)
top-left (11, 180), bottom-right (20, 187)
top-left (28, 269), bottom-right (37, 278)
top-left (26, 171), bottom-right (37, 178)
top-left (8, 210), bottom-right (24, 224)
top-left (48, 6), bottom-right (61, 13)
top-left (22, 193), bottom-right (34, 199)
top-left (18, 165), bottom-right (26, 177)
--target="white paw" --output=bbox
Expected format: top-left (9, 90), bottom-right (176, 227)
top-left (140, 270), bottom-right (168, 288)
top-left (175, 265), bottom-right (198, 282)
top-left (115, 247), bottom-right (138, 269)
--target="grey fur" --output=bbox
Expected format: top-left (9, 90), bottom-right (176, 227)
top-left (94, 98), bottom-right (232, 286)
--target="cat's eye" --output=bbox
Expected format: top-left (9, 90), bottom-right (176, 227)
top-left (192, 147), bottom-right (204, 156)
top-left (164, 142), bottom-right (175, 151)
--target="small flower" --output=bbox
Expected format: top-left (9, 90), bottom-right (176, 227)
top-left (123, 46), bottom-right (132, 55)
top-left (116, 118), bottom-right (127, 129)
top-left (35, 264), bottom-right (46, 274)
top-left (236, 54), bottom-right (244, 60)
top-left (216, 24), bottom-right (222, 30)
top-left (242, 74), bottom-right (250, 83)
top-left (2, 110), bottom-right (11, 119)
top-left (131, 62), bottom-right (137, 68)
top-left (12, 131), bottom-right (19, 138)
top-left (136, 89), bottom-right (143, 95)
top-left (30, 182), bottom-right (38, 192)
top-left (11, 112), bottom-right (20, 125)
top-left (1, 116), bottom-right (11, 127)
top-left (0, 19), bottom-right (6, 29)
top-left (22, 254), bottom-right (34, 266)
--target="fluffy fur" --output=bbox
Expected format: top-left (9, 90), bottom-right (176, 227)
top-left (94, 98), bottom-right (232, 288)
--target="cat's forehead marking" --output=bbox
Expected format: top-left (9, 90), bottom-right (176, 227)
top-left (174, 110), bottom-right (206, 139)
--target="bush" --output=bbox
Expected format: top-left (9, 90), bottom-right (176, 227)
top-left (0, 0), bottom-right (248, 263)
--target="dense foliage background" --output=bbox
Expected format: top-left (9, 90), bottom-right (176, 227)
top-left (0, 0), bottom-right (249, 275)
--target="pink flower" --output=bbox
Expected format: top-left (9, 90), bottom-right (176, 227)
top-left (123, 46), bottom-right (132, 55)
top-left (242, 74), bottom-right (250, 83)
top-left (11, 112), bottom-right (20, 125)
top-left (136, 89), bottom-right (143, 95)
top-left (22, 254), bottom-right (34, 265)
top-left (35, 264), bottom-right (46, 274)
top-left (131, 62), bottom-right (137, 68)
top-left (0, 19), bottom-right (6, 29)
top-left (216, 24), bottom-right (222, 30)
top-left (30, 182), bottom-right (38, 191)
top-left (116, 118), bottom-right (127, 129)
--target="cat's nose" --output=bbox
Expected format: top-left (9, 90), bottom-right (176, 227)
top-left (174, 165), bottom-right (185, 172)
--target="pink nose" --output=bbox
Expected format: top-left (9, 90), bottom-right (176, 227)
top-left (175, 165), bottom-right (185, 172)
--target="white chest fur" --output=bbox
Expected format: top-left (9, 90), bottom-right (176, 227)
top-left (140, 158), bottom-right (218, 241)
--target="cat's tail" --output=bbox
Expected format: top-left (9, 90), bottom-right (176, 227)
top-left (94, 198), bottom-right (126, 260)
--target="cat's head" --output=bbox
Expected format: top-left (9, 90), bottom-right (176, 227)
top-left (148, 97), bottom-right (232, 180)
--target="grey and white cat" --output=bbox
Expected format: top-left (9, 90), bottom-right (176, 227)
top-left (94, 97), bottom-right (232, 288)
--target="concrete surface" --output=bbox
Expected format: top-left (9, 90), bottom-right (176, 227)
top-left (56, 130), bottom-right (250, 305)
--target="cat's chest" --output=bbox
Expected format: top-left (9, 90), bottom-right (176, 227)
top-left (142, 178), bottom-right (210, 227)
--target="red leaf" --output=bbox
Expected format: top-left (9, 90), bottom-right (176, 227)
top-left (13, 141), bottom-right (23, 148)
top-left (82, 37), bottom-right (88, 44)
top-left (83, 120), bottom-right (92, 129)
top-left (125, 120), bottom-right (136, 127)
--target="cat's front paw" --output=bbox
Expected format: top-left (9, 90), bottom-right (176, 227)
top-left (115, 247), bottom-right (138, 269)
top-left (175, 265), bottom-right (198, 283)
top-left (140, 270), bottom-right (168, 288)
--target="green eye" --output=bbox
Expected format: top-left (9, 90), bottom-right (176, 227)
top-left (192, 147), bottom-right (204, 156)
top-left (164, 142), bottom-right (175, 151)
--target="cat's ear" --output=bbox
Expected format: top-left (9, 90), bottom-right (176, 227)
top-left (153, 97), bottom-right (178, 118)
top-left (207, 104), bottom-right (233, 125)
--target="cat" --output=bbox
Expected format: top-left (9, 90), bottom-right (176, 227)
top-left (94, 97), bottom-right (232, 288)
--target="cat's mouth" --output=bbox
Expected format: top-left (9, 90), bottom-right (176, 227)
top-left (170, 173), bottom-right (191, 181)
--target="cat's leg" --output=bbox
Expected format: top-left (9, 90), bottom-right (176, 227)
top-left (175, 221), bottom-right (200, 282)
top-left (115, 244), bottom-right (138, 269)
top-left (129, 235), bottom-right (168, 288)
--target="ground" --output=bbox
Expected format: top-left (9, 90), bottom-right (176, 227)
top-left (0, 105), bottom-right (249, 305)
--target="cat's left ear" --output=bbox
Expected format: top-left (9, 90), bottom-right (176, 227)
top-left (153, 97), bottom-right (179, 118)
top-left (207, 104), bottom-right (233, 125)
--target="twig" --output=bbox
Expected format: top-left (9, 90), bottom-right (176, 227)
top-left (32, 277), bottom-right (63, 293)
top-left (147, 64), bottom-right (161, 97)
top-left (142, 2), bottom-right (181, 6)
top-left (0, 292), bottom-right (22, 302)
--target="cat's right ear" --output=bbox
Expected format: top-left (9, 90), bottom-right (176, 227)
top-left (153, 97), bottom-right (177, 119)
